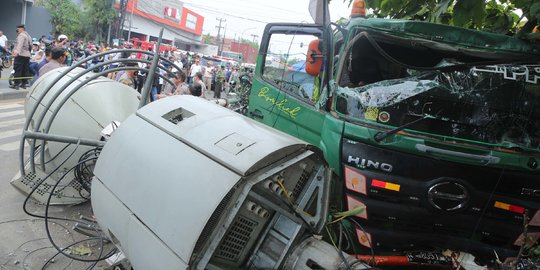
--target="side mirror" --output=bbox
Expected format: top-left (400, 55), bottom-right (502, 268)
top-left (305, 39), bottom-right (323, 76)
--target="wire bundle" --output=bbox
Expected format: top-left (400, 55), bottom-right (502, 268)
top-left (20, 142), bottom-right (117, 270)
top-left (74, 148), bottom-right (101, 194)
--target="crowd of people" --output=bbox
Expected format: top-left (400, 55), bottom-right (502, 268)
top-left (0, 25), bottom-right (250, 102)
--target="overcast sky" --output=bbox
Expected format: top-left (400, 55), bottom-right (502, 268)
top-left (181, 0), bottom-right (352, 42)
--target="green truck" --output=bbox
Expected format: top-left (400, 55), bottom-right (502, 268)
top-left (246, 4), bottom-right (540, 266)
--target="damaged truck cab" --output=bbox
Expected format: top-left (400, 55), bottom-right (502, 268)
top-left (247, 5), bottom-right (540, 265)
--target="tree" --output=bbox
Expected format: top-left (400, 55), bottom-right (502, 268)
top-left (82, 0), bottom-right (116, 43)
top-left (347, 0), bottom-right (539, 37)
top-left (202, 33), bottom-right (214, 44)
top-left (35, 0), bottom-right (84, 38)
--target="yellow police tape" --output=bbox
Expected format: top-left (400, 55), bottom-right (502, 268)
top-left (0, 76), bottom-right (34, 80)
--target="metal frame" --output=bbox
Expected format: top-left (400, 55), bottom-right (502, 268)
top-left (18, 29), bottom-right (181, 176)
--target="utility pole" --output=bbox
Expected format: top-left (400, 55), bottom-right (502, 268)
top-left (221, 24), bottom-right (227, 54)
top-left (106, 0), bottom-right (115, 45)
top-left (127, 0), bottom-right (135, 42)
top-left (215, 17), bottom-right (226, 55)
top-left (250, 34), bottom-right (259, 44)
top-left (116, 0), bottom-right (128, 41)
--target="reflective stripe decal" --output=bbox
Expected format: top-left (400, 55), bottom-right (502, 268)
top-left (372, 179), bottom-right (400, 192)
top-left (494, 201), bottom-right (525, 214)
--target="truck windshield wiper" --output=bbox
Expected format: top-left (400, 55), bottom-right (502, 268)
top-left (374, 111), bottom-right (441, 142)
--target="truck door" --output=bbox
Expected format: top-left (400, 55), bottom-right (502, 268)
top-left (248, 23), bottom-right (326, 146)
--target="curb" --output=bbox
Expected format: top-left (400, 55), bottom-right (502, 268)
top-left (0, 89), bottom-right (29, 100)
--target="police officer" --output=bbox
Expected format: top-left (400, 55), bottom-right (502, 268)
top-left (10, 25), bottom-right (32, 90)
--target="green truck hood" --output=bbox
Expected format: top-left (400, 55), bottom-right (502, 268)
top-left (345, 18), bottom-right (540, 57)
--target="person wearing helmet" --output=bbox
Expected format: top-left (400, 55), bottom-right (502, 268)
top-left (31, 41), bottom-right (40, 56)
top-left (57, 34), bottom-right (68, 44)
top-left (57, 34), bottom-right (73, 65)
top-left (29, 41), bottom-right (44, 77)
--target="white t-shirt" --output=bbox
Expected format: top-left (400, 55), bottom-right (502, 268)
top-left (203, 66), bottom-right (214, 78)
top-left (189, 63), bottom-right (202, 77)
top-left (110, 48), bottom-right (122, 61)
top-left (0, 35), bottom-right (7, 47)
top-left (172, 60), bottom-right (183, 72)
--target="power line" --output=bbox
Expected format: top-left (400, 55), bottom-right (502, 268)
top-left (184, 0), bottom-right (317, 24)
top-left (183, 3), bottom-right (272, 23)
top-left (184, 0), bottom-right (303, 17)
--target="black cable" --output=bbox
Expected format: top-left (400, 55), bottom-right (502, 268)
top-left (44, 157), bottom-right (116, 262)
top-left (74, 147), bottom-right (101, 193)
top-left (83, 237), bottom-right (106, 270)
top-left (22, 246), bottom-right (55, 270)
top-left (346, 217), bottom-right (377, 268)
top-left (43, 143), bottom-right (72, 165)
top-left (337, 222), bottom-right (354, 270)
top-left (0, 238), bottom-right (47, 267)
top-left (22, 141), bottom-right (92, 227)
top-left (22, 141), bottom-right (112, 264)
top-left (21, 121), bottom-right (111, 267)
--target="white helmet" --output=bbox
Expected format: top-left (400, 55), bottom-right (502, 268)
top-left (58, 34), bottom-right (68, 41)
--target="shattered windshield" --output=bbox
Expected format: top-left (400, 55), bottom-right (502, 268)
top-left (336, 63), bottom-right (540, 150)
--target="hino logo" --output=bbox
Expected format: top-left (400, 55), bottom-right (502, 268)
top-left (428, 182), bottom-right (469, 212)
top-left (521, 188), bottom-right (540, 197)
top-left (347, 156), bottom-right (393, 172)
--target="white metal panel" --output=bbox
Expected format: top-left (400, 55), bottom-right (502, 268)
top-left (136, 95), bottom-right (307, 175)
top-left (126, 214), bottom-right (189, 270)
top-left (24, 67), bottom-right (140, 170)
top-left (93, 113), bottom-right (241, 263)
top-left (92, 178), bottom-right (189, 268)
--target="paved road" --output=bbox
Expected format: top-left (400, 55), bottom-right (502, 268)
top-left (0, 99), bottom-right (113, 270)
top-left (0, 67), bottom-right (13, 88)
top-left (0, 67), bottom-right (29, 100)
top-left (0, 99), bottom-right (25, 153)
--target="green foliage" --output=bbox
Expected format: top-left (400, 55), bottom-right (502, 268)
top-left (484, 0), bottom-right (516, 34)
top-left (453, 0), bottom-right (487, 28)
top-left (528, 244), bottom-right (540, 263)
top-left (531, 2), bottom-right (540, 20)
top-left (35, 0), bottom-right (115, 41)
top-left (348, 0), bottom-right (539, 36)
top-left (82, 0), bottom-right (116, 42)
top-left (203, 33), bottom-right (214, 44)
top-left (35, 0), bottom-right (84, 38)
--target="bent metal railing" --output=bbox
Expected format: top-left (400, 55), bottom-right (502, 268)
top-left (18, 28), bottom-right (184, 175)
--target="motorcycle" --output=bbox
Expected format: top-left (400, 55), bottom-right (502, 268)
top-left (227, 73), bottom-right (252, 115)
top-left (1, 50), bottom-right (11, 68)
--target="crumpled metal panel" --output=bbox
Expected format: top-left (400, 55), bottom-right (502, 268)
top-left (335, 62), bottom-right (540, 150)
